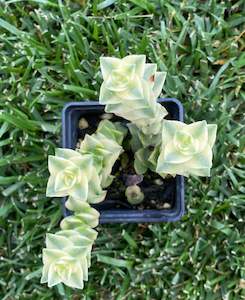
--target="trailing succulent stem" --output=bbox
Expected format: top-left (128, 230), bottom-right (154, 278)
top-left (42, 120), bottom-right (126, 289)
top-left (43, 55), bottom-right (217, 290)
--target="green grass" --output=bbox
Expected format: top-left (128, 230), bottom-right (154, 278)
top-left (0, 0), bottom-right (244, 299)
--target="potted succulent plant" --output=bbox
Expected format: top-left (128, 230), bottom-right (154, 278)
top-left (41, 55), bottom-right (217, 289)
top-left (61, 98), bottom-right (184, 223)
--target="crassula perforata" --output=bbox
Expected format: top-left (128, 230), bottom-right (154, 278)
top-left (156, 120), bottom-right (217, 177)
top-left (42, 55), bottom-right (217, 290)
top-left (99, 55), bottom-right (168, 135)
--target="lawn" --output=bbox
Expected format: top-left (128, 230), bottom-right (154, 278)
top-left (0, 0), bottom-right (244, 299)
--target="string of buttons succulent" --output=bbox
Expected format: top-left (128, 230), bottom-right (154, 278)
top-left (41, 55), bottom-right (217, 289)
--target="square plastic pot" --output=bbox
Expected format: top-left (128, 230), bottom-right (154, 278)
top-left (62, 98), bottom-right (185, 223)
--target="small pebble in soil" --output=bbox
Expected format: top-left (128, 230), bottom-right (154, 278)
top-left (79, 118), bottom-right (89, 129)
top-left (100, 113), bottom-right (113, 120)
top-left (154, 178), bottom-right (164, 185)
top-left (136, 200), bottom-right (172, 210)
top-left (163, 202), bottom-right (171, 209)
top-left (125, 174), bottom-right (143, 186)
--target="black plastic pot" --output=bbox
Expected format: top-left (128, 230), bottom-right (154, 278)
top-left (62, 98), bottom-right (184, 223)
